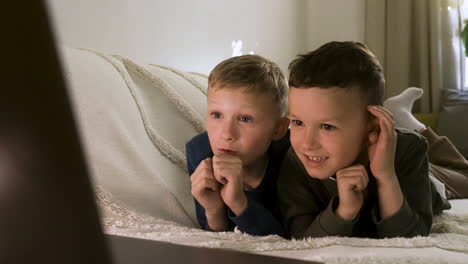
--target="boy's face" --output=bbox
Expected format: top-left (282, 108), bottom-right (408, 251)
top-left (288, 86), bottom-right (372, 180)
top-left (206, 87), bottom-right (283, 167)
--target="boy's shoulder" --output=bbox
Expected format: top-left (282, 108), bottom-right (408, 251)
top-left (395, 128), bottom-right (428, 146)
top-left (394, 128), bottom-right (428, 160)
top-left (186, 131), bottom-right (213, 163)
top-left (187, 131), bottom-right (210, 147)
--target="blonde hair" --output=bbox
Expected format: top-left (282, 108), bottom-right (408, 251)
top-left (208, 55), bottom-right (288, 116)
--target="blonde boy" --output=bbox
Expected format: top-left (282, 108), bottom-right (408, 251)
top-left (186, 55), bottom-right (290, 236)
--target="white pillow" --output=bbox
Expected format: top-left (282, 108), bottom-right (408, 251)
top-left (60, 46), bottom-right (207, 227)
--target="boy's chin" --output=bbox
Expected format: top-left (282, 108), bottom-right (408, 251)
top-left (305, 168), bottom-right (336, 180)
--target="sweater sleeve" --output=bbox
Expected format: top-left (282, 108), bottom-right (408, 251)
top-left (278, 148), bottom-right (357, 239)
top-left (373, 131), bottom-right (433, 238)
top-left (228, 197), bottom-right (284, 237)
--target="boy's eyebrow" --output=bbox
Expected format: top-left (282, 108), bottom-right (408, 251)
top-left (287, 113), bottom-right (345, 122)
top-left (208, 97), bottom-right (262, 110)
top-left (286, 113), bottom-right (297, 119)
top-left (324, 115), bottom-right (345, 122)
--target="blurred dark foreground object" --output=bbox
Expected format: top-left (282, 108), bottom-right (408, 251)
top-left (0, 1), bottom-right (111, 263)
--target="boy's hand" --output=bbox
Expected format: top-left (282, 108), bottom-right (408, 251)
top-left (212, 154), bottom-right (247, 216)
top-left (190, 158), bottom-right (225, 214)
top-left (367, 106), bottom-right (398, 183)
top-left (335, 164), bottom-right (369, 220)
top-left (367, 106), bottom-right (404, 220)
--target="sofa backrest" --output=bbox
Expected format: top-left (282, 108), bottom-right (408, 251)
top-left (60, 47), bottom-right (208, 227)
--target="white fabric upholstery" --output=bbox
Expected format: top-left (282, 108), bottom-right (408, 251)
top-left (60, 47), bottom-right (207, 227)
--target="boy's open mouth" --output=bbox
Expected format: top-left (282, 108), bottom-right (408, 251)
top-left (306, 155), bottom-right (328, 161)
top-left (304, 155), bottom-right (328, 167)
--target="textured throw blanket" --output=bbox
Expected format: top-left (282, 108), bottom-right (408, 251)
top-left (98, 190), bottom-right (468, 264)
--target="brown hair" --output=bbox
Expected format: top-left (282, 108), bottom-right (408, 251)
top-left (288, 41), bottom-right (385, 105)
top-left (208, 54), bottom-right (288, 116)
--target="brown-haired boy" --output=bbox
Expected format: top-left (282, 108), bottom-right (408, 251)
top-left (278, 41), bottom-right (451, 239)
top-left (186, 55), bottom-right (290, 236)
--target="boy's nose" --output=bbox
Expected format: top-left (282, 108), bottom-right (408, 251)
top-left (302, 129), bottom-right (321, 150)
top-left (220, 121), bottom-right (237, 141)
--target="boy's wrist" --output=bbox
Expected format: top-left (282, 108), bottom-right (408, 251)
top-left (205, 207), bottom-right (226, 218)
top-left (335, 206), bottom-right (359, 221)
top-left (227, 196), bottom-right (248, 216)
top-left (205, 208), bottom-right (229, 231)
top-left (375, 170), bottom-right (398, 187)
top-left (375, 172), bottom-right (404, 220)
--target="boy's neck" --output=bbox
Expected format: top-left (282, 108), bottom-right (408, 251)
top-left (242, 154), bottom-right (268, 190)
top-left (355, 146), bottom-right (370, 166)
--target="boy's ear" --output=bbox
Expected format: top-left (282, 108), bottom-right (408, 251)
top-left (272, 117), bottom-right (290, 140)
top-left (366, 115), bottom-right (380, 144)
top-left (368, 115), bottom-right (380, 133)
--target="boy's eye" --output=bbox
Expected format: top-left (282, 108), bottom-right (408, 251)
top-left (239, 116), bottom-right (253, 123)
top-left (320, 124), bottom-right (336, 130)
top-left (291, 120), bottom-right (303, 126)
top-left (211, 112), bottom-right (222, 119)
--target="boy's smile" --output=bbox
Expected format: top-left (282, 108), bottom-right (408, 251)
top-left (304, 155), bottom-right (329, 168)
top-left (288, 86), bottom-right (372, 180)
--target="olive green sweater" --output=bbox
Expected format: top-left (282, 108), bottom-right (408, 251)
top-left (278, 129), bottom-right (451, 239)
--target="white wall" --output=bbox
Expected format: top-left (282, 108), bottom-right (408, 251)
top-left (304, 0), bottom-right (365, 51)
top-left (47, 0), bottom-right (306, 74)
top-left (47, 0), bottom-right (365, 74)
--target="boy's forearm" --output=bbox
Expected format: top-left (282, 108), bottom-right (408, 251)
top-left (289, 197), bottom-right (355, 239)
top-left (374, 199), bottom-right (431, 238)
top-left (376, 171), bottom-right (404, 220)
top-left (205, 209), bottom-right (229, 231)
top-left (335, 206), bottom-right (359, 221)
top-left (229, 199), bottom-right (285, 237)
top-left (374, 132), bottom-right (434, 238)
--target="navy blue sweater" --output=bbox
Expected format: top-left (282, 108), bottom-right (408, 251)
top-left (186, 131), bottom-right (290, 237)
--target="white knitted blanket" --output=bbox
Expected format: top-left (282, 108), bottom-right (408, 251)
top-left (97, 190), bottom-right (468, 264)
